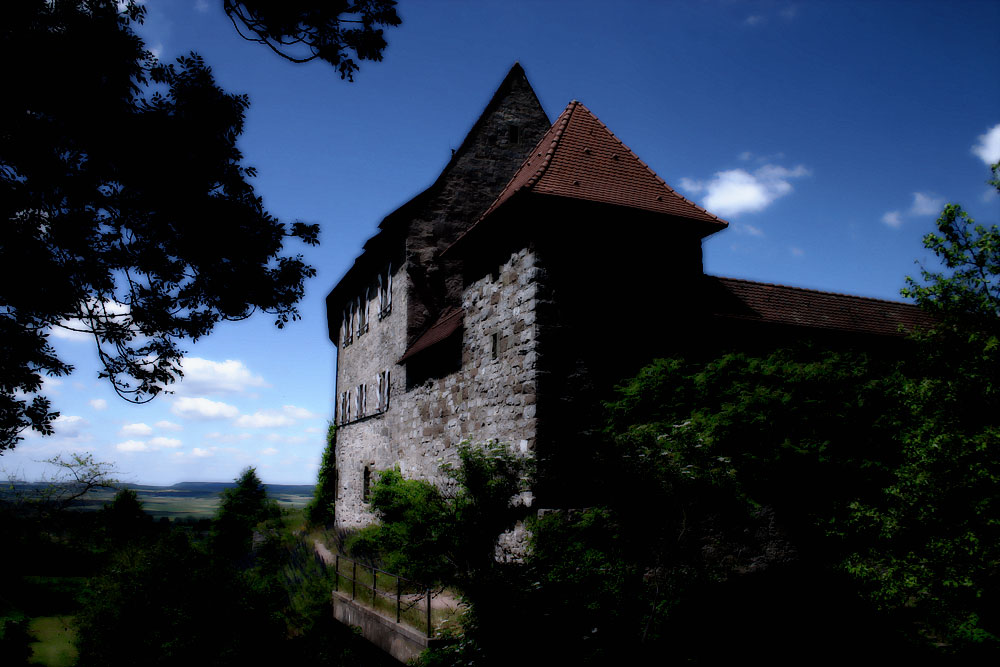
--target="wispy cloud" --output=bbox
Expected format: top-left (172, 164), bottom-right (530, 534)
top-left (910, 192), bottom-right (944, 216)
top-left (52, 415), bottom-right (88, 438)
top-left (148, 437), bottom-right (182, 449)
top-left (680, 163), bottom-right (809, 217)
top-left (971, 123), bottom-right (1000, 165)
top-left (120, 423), bottom-right (153, 437)
top-left (881, 191), bottom-right (945, 228)
top-left (175, 357), bottom-right (268, 396)
top-left (235, 405), bottom-right (319, 429)
top-left (89, 398), bottom-right (108, 411)
top-left (171, 396), bottom-right (239, 420)
top-left (881, 211), bottom-right (903, 228)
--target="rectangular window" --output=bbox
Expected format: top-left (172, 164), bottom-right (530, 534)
top-left (381, 370), bottom-right (390, 410)
top-left (491, 332), bottom-right (499, 360)
top-left (379, 263), bottom-right (393, 319)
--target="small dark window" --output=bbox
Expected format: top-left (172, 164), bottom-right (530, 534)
top-left (491, 332), bottom-right (499, 360)
top-left (507, 124), bottom-right (520, 145)
top-left (362, 466), bottom-right (371, 502)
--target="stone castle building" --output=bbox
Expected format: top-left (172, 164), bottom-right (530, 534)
top-left (325, 65), bottom-right (930, 530)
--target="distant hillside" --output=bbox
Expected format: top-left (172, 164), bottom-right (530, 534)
top-left (3, 481), bottom-right (316, 519)
top-left (130, 482), bottom-right (316, 495)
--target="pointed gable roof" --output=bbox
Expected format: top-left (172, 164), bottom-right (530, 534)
top-left (479, 100), bottom-right (728, 229)
top-left (375, 62), bottom-right (548, 236)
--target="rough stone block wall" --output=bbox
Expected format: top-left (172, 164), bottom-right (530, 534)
top-left (335, 262), bottom-right (407, 530)
top-left (335, 247), bottom-right (540, 530)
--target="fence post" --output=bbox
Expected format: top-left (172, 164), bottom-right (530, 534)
top-left (426, 588), bottom-right (432, 638)
top-left (372, 565), bottom-right (377, 606)
top-left (334, 554), bottom-right (339, 594)
top-left (352, 560), bottom-right (357, 600)
top-left (396, 576), bottom-right (401, 623)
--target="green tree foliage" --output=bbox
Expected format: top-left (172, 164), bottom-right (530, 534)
top-left (212, 466), bottom-right (280, 558)
top-left (421, 166), bottom-right (1000, 663)
top-left (98, 488), bottom-right (152, 545)
top-left (348, 442), bottom-right (531, 591)
top-left (0, 0), bottom-right (322, 451)
top-left (224, 0), bottom-right (401, 79)
top-left (306, 421), bottom-right (338, 525)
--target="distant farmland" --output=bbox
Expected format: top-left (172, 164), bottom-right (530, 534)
top-left (4, 482), bottom-right (315, 520)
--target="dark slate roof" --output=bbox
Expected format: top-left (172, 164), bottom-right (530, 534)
top-left (710, 276), bottom-right (935, 336)
top-left (398, 307), bottom-right (464, 363)
top-left (478, 100), bottom-right (728, 227)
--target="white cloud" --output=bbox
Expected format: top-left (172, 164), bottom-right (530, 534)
top-left (745, 14), bottom-right (765, 26)
top-left (53, 415), bottom-right (88, 438)
top-left (733, 222), bottom-right (765, 237)
top-left (910, 192), bottom-right (944, 216)
top-left (120, 422), bottom-right (153, 437)
top-left (882, 211), bottom-right (903, 228)
top-left (236, 411), bottom-right (295, 428)
top-left (148, 437), bottom-right (182, 449)
top-left (89, 398), bottom-right (108, 411)
top-left (883, 192), bottom-right (945, 228)
top-left (260, 447), bottom-right (279, 456)
top-left (175, 357), bottom-right (268, 396)
top-left (154, 420), bottom-right (183, 431)
top-left (171, 396), bottom-right (239, 420)
top-left (117, 440), bottom-right (147, 452)
top-left (680, 164), bottom-right (809, 217)
top-left (49, 326), bottom-right (91, 342)
top-left (282, 405), bottom-right (318, 419)
top-left (234, 405), bottom-right (318, 429)
top-left (971, 123), bottom-right (1000, 165)
top-left (191, 447), bottom-right (214, 458)
top-left (194, 0), bottom-right (210, 12)
top-left (790, 247), bottom-right (805, 257)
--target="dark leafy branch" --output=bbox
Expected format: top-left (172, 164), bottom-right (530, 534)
top-left (223, 0), bottom-right (401, 80)
top-left (1, 1), bottom-right (326, 451)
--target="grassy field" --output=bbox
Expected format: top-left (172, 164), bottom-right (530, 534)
top-left (6, 482), bottom-right (314, 520)
top-left (28, 616), bottom-right (78, 667)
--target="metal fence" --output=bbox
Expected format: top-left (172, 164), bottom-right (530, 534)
top-left (331, 553), bottom-right (434, 637)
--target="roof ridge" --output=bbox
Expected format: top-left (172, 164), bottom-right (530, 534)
top-left (711, 275), bottom-right (918, 307)
top-left (571, 101), bottom-right (723, 224)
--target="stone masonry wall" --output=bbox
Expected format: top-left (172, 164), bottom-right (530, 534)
top-left (334, 260), bottom-right (407, 530)
top-left (335, 247), bottom-right (539, 530)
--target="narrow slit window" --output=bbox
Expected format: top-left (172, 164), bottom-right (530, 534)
top-left (491, 332), bottom-right (499, 360)
top-left (507, 124), bottom-right (521, 145)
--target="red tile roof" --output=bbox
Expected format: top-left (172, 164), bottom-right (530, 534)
top-left (478, 100), bottom-right (729, 228)
top-left (398, 307), bottom-right (464, 363)
top-left (711, 276), bottom-right (935, 337)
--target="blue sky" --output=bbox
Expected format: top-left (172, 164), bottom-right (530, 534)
top-left (5, 0), bottom-right (998, 485)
